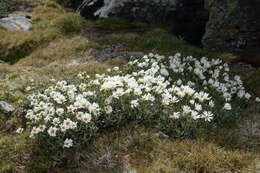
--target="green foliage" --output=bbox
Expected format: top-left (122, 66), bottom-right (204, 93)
top-left (0, 0), bottom-right (14, 18)
top-left (93, 17), bottom-right (147, 32)
top-left (52, 13), bottom-right (85, 35)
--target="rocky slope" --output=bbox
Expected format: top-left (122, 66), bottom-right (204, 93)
top-left (75, 0), bottom-right (260, 56)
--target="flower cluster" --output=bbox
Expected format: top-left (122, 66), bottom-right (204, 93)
top-left (24, 53), bottom-right (251, 149)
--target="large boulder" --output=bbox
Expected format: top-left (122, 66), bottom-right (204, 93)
top-left (202, 0), bottom-right (260, 55)
top-left (77, 0), bottom-right (180, 23)
top-left (0, 13), bottom-right (32, 31)
top-left (77, 0), bottom-right (208, 44)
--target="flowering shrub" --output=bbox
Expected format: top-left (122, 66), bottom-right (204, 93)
top-left (24, 53), bottom-right (251, 150)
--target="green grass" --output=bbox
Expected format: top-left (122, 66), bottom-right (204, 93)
top-left (52, 13), bottom-right (85, 36)
top-left (88, 25), bottom-right (219, 59)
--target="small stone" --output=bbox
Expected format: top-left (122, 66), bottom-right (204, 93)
top-left (0, 101), bottom-right (15, 113)
top-left (0, 13), bottom-right (32, 31)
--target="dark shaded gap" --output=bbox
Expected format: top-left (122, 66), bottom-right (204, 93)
top-left (171, 0), bottom-right (209, 47)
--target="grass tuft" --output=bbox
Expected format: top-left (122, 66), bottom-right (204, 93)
top-left (52, 13), bottom-right (85, 36)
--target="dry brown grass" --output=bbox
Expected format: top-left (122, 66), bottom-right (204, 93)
top-left (39, 125), bottom-right (257, 173)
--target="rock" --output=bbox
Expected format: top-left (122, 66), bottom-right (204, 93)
top-left (77, 0), bottom-right (180, 23)
top-left (89, 44), bottom-right (144, 62)
top-left (203, 0), bottom-right (260, 55)
top-left (0, 101), bottom-right (15, 113)
top-left (0, 60), bottom-right (6, 64)
top-left (0, 13), bottom-right (32, 31)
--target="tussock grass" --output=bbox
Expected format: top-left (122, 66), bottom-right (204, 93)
top-left (0, 132), bottom-right (33, 173)
top-left (16, 36), bottom-right (90, 67)
top-left (31, 125), bottom-right (257, 173)
top-left (52, 13), bottom-right (85, 35)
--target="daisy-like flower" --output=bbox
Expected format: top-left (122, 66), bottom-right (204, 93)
top-left (160, 68), bottom-right (169, 76)
top-left (67, 105), bottom-right (75, 113)
top-left (209, 100), bottom-right (215, 108)
top-left (245, 93), bottom-right (251, 99)
top-left (202, 111), bottom-right (213, 122)
top-left (31, 126), bottom-right (39, 135)
top-left (82, 113), bottom-right (92, 123)
top-left (16, 128), bottom-right (24, 134)
top-left (182, 105), bottom-right (191, 114)
top-left (131, 100), bottom-right (139, 108)
top-left (170, 112), bottom-right (180, 119)
top-left (76, 112), bottom-right (84, 120)
top-left (63, 118), bottom-right (72, 129)
top-left (256, 97), bottom-right (260, 102)
top-left (56, 108), bottom-right (64, 116)
top-left (195, 103), bottom-right (202, 111)
top-left (105, 105), bottom-right (113, 114)
top-left (39, 102), bottom-right (45, 110)
top-left (64, 138), bottom-right (73, 148)
top-left (71, 122), bottom-right (77, 129)
top-left (48, 108), bottom-right (55, 116)
top-left (223, 92), bottom-right (231, 101)
top-left (37, 125), bottom-right (46, 132)
top-left (52, 118), bottom-right (60, 126)
top-left (48, 126), bottom-right (57, 137)
top-left (223, 103), bottom-right (232, 110)
top-left (191, 111), bottom-right (200, 120)
top-left (25, 111), bottom-right (34, 120)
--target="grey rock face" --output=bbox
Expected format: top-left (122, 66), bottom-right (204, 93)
top-left (0, 13), bottom-right (32, 31)
top-left (0, 101), bottom-right (15, 113)
top-left (78, 0), bottom-right (180, 23)
top-left (203, 0), bottom-right (260, 55)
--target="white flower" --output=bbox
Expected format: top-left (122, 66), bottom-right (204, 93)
top-left (67, 105), bottom-right (75, 113)
top-left (160, 68), bottom-right (169, 76)
top-left (64, 138), bottom-right (73, 148)
top-left (191, 111), bottom-right (199, 120)
top-left (190, 100), bottom-right (195, 105)
top-left (52, 118), bottom-right (60, 126)
top-left (48, 127), bottom-right (57, 137)
top-left (170, 112), bottom-right (180, 119)
top-left (223, 103), bottom-right (232, 110)
top-left (76, 112), bottom-right (84, 120)
top-left (37, 125), bottom-right (46, 132)
top-left (113, 66), bottom-right (119, 71)
top-left (16, 128), bottom-right (24, 134)
top-left (182, 105), bottom-right (191, 114)
top-left (82, 113), bottom-right (92, 123)
top-left (105, 105), bottom-right (113, 114)
top-left (209, 100), bottom-right (215, 108)
top-left (223, 92), bottom-right (231, 101)
top-left (26, 86), bottom-right (32, 91)
top-left (131, 100), bottom-right (139, 108)
top-left (202, 111), bottom-right (214, 122)
top-left (63, 118), bottom-right (72, 129)
top-left (245, 93), bottom-right (251, 99)
top-left (256, 97), bottom-right (260, 102)
top-left (195, 104), bottom-right (202, 111)
top-left (56, 108), bottom-right (64, 116)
